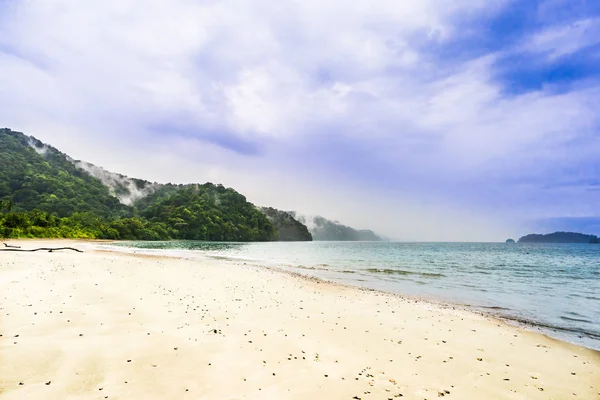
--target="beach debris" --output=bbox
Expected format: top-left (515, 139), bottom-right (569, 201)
top-left (0, 246), bottom-right (83, 253)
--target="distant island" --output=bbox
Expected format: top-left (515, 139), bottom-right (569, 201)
top-left (518, 232), bottom-right (599, 244)
top-left (505, 238), bottom-right (515, 243)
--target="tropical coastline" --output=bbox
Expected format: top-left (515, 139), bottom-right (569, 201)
top-left (108, 240), bottom-right (600, 351)
top-left (3, 1), bottom-right (600, 399)
top-left (1, 240), bottom-right (599, 400)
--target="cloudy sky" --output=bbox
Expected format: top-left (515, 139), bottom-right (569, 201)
top-left (1, 0), bottom-right (599, 241)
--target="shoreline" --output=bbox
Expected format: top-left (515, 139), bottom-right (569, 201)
top-left (218, 256), bottom-right (600, 353)
top-left (8, 238), bottom-right (600, 351)
top-left (101, 241), bottom-right (600, 351)
top-left (1, 239), bottom-right (599, 399)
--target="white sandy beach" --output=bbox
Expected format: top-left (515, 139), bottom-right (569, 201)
top-left (1, 240), bottom-right (599, 399)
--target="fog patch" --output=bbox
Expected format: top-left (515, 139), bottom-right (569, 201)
top-left (73, 160), bottom-right (160, 205)
top-left (27, 136), bottom-right (51, 156)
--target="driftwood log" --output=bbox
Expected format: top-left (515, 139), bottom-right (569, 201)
top-left (3, 242), bottom-right (21, 248)
top-left (1, 244), bottom-right (83, 253)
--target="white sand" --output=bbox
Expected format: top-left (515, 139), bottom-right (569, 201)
top-left (1, 240), bottom-right (599, 399)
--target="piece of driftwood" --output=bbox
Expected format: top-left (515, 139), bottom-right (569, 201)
top-left (3, 242), bottom-right (21, 248)
top-left (0, 247), bottom-right (83, 253)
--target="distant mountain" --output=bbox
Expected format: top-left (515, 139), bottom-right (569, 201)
top-left (259, 207), bottom-right (312, 241)
top-left (292, 213), bottom-right (383, 241)
top-left (518, 232), bottom-right (599, 244)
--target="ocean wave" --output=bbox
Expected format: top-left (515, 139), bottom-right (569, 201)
top-left (291, 265), bottom-right (330, 271)
top-left (480, 306), bottom-right (510, 311)
top-left (365, 268), bottom-right (445, 278)
top-left (561, 316), bottom-right (593, 324)
top-left (569, 294), bottom-right (600, 301)
top-left (498, 314), bottom-right (600, 341)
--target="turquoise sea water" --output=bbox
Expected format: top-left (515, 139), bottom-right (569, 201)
top-left (113, 241), bottom-right (600, 350)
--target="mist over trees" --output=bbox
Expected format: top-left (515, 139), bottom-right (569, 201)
top-left (0, 129), bottom-right (278, 241)
top-left (1, 128), bottom-right (382, 242)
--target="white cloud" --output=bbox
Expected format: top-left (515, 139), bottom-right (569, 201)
top-left (522, 17), bottom-right (600, 59)
top-left (0, 0), bottom-right (598, 240)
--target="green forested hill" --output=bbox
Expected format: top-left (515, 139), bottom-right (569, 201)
top-left (0, 128), bottom-right (278, 241)
top-left (0, 128), bottom-right (128, 217)
top-left (140, 185), bottom-right (277, 241)
top-left (260, 207), bottom-right (312, 241)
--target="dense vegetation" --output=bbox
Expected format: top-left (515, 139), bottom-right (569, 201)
top-left (0, 128), bottom-right (278, 241)
top-left (0, 128), bottom-right (128, 218)
top-left (260, 207), bottom-right (312, 241)
top-left (518, 232), bottom-right (599, 244)
top-left (140, 185), bottom-right (277, 241)
top-left (0, 206), bottom-right (170, 240)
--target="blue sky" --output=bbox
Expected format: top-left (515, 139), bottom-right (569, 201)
top-left (0, 0), bottom-right (599, 240)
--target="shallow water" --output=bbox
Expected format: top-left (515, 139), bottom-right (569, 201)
top-left (114, 241), bottom-right (600, 350)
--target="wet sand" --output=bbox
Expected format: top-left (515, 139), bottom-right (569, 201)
top-left (1, 240), bottom-right (599, 399)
